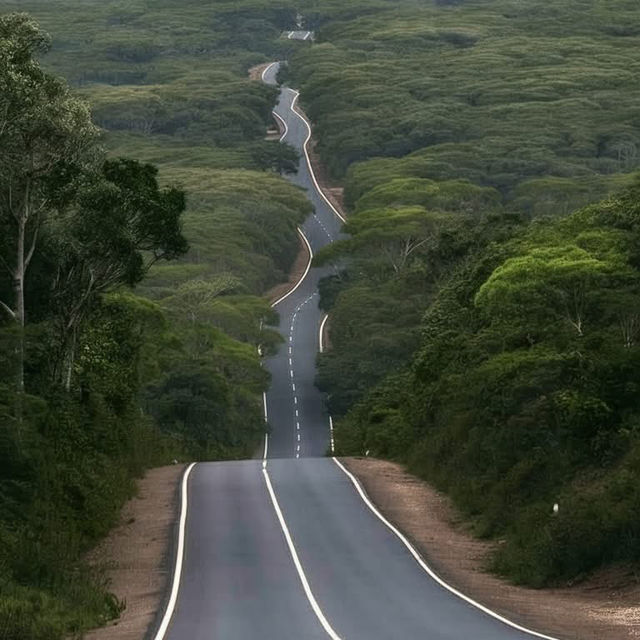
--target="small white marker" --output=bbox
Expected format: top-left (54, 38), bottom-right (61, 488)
top-left (292, 384), bottom-right (296, 392)
top-left (294, 397), bottom-right (298, 405)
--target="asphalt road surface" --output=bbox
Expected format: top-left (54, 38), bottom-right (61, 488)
top-left (285, 30), bottom-right (314, 40)
top-left (159, 63), bottom-right (560, 640)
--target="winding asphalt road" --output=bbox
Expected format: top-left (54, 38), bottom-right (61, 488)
top-left (156, 63), bottom-right (561, 640)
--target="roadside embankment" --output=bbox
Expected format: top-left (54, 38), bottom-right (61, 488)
top-left (343, 457), bottom-right (640, 640)
top-left (83, 465), bottom-right (185, 640)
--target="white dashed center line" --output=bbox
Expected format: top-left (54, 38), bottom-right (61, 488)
top-left (287, 293), bottom-right (318, 459)
top-left (313, 214), bottom-right (333, 241)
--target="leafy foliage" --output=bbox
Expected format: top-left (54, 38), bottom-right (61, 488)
top-left (0, 5), bottom-right (311, 638)
top-left (333, 183), bottom-right (640, 586)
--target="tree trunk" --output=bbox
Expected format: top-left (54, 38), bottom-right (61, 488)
top-left (14, 214), bottom-right (26, 393)
top-left (65, 332), bottom-right (76, 392)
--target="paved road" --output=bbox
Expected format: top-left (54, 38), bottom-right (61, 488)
top-left (262, 61), bottom-right (342, 460)
top-left (160, 63), bottom-right (558, 640)
top-left (285, 30), bottom-right (314, 41)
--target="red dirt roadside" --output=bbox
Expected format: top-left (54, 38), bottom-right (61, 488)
top-left (83, 465), bottom-right (184, 640)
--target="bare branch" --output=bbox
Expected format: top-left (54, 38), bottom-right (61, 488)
top-left (24, 223), bottom-right (39, 269)
top-left (0, 299), bottom-right (16, 320)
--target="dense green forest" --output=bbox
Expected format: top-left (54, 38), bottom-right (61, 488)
top-left (2, 0), bottom-right (640, 636)
top-left (297, 0), bottom-right (640, 587)
top-left (0, 2), bottom-right (311, 638)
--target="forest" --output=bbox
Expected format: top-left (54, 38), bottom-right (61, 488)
top-left (2, 0), bottom-right (640, 637)
top-left (0, 2), bottom-right (310, 638)
top-left (297, 0), bottom-right (640, 588)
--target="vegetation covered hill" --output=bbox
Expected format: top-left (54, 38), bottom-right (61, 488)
top-left (0, 2), bottom-right (311, 638)
top-left (293, 0), bottom-right (640, 587)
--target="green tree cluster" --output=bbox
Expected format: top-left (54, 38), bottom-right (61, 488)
top-left (331, 182), bottom-right (640, 586)
top-left (292, 0), bottom-right (640, 587)
top-left (291, 0), bottom-right (640, 214)
top-left (0, 6), bottom-right (311, 638)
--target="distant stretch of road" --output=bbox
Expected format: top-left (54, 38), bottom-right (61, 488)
top-left (155, 62), bottom-right (562, 640)
top-left (286, 30), bottom-right (314, 40)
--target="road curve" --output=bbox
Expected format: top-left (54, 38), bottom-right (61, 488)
top-left (156, 63), bottom-right (563, 640)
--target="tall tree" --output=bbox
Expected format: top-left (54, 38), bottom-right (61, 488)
top-left (0, 13), bottom-right (98, 390)
top-left (50, 159), bottom-right (188, 389)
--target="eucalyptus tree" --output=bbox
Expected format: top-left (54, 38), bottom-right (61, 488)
top-left (0, 13), bottom-right (98, 390)
top-left (49, 159), bottom-right (188, 390)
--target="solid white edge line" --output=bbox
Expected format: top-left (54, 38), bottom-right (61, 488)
top-left (331, 457), bottom-right (562, 640)
top-left (318, 313), bottom-right (329, 353)
top-left (263, 387), bottom-right (269, 469)
top-left (261, 61), bottom-right (278, 83)
top-left (271, 228), bottom-right (313, 307)
top-left (286, 88), bottom-right (346, 224)
top-left (263, 467), bottom-right (343, 640)
top-left (273, 110), bottom-right (288, 142)
top-left (153, 462), bottom-right (197, 640)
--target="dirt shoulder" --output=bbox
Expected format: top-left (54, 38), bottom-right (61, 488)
top-left (343, 457), bottom-right (640, 640)
top-left (83, 464), bottom-right (185, 640)
top-left (248, 62), bottom-right (271, 82)
top-left (293, 101), bottom-right (346, 218)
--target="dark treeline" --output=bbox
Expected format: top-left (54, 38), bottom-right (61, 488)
top-left (296, 0), bottom-right (640, 587)
top-left (0, 3), bottom-right (312, 638)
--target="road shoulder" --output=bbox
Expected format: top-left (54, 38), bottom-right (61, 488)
top-left (342, 456), bottom-right (640, 640)
top-left (83, 464), bottom-right (185, 640)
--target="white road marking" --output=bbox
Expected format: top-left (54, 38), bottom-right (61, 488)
top-left (332, 458), bottom-right (562, 640)
top-left (297, 433), bottom-right (301, 442)
top-left (294, 397), bottom-right (298, 405)
top-left (263, 468), bottom-right (342, 639)
top-left (272, 228), bottom-right (314, 307)
top-left (261, 61), bottom-right (278, 83)
top-left (319, 314), bottom-right (329, 354)
top-left (329, 416), bottom-right (335, 454)
top-left (296, 410), bottom-right (299, 417)
top-left (273, 110), bottom-right (288, 142)
top-left (152, 462), bottom-right (197, 640)
top-left (304, 31), bottom-right (311, 40)
top-left (285, 87), bottom-right (346, 223)
top-left (263, 392), bottom-right (270, 468)
top-left (289, 358), bottom-right (293, 366)
top-left (292, 383), bottom-right (296, 392)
